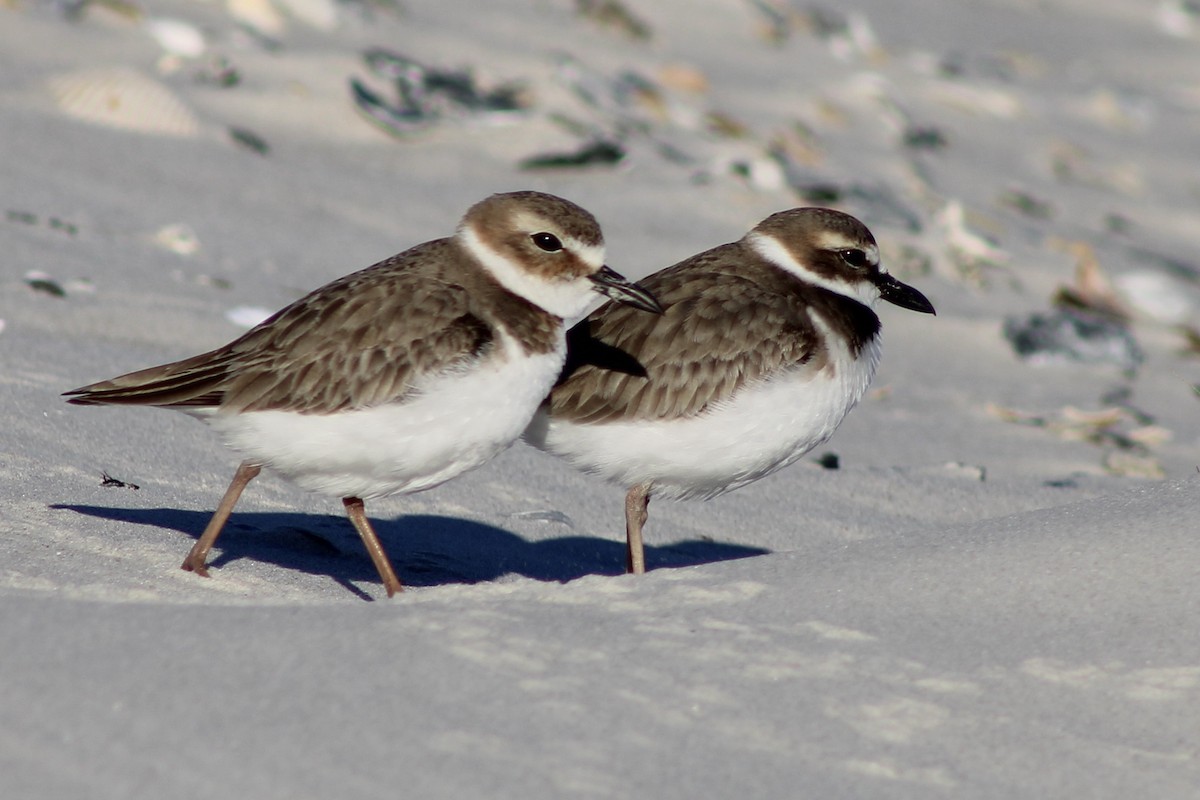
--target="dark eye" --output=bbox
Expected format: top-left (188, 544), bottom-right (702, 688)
top-left (839, 249), bottom-right (868, 268)
top-left (531, 232), bottom-right (563, 252)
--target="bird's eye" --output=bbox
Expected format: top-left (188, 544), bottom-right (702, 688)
top-left (839, 249), bottom-right (868, 268)
top-left (531, 232), bottom-right (563, 252)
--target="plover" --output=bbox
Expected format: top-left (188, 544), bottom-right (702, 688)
top-left (66, 191), bottom-right (662, 596)
top-left (524, 207), bottom-right (934, 573)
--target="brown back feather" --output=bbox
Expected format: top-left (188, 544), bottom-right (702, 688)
top-left (63, 239), bottom-right (559, 414)
top-left (549, 243), bottom-right (880, 424)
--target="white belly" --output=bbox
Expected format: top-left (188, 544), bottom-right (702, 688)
top-left (207, 338), bottom-right (564, 500)
top-left (526, 338), bottom-right (880, 500)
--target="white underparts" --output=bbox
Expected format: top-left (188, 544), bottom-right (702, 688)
top-left (526, 316), bottom-right (882, 500)
top-left (209, 334), bottom-right (565, 500)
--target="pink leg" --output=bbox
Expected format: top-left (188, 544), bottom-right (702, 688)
top-left (182, 461), bottom-right (261, 576)
top-left (343, 497), bottom-right (404, 597)
top-left (625, 483), bottom-right (651, 575)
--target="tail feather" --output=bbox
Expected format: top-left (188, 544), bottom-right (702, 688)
top-left (64, 348), bottom-right (234, 409)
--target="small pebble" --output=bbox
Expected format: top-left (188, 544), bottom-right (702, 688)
top-left (942, 461), bottom-right (986, 482)
top-left (507, 510), bottom-right (575, 527)
top-left (144, 18), bottom-right (207, 58)
top-left (153, 223), bottom-right (200, 256)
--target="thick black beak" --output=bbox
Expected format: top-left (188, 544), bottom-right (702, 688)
top-left (589, 266), bottom-right (664, 314)
top-left (877, 273), bottom-right (936, 315)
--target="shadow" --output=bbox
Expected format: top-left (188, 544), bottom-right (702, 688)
top-left (51, 505), bottom-right (769, 596)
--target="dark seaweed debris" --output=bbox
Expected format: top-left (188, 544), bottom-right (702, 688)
top-left (351, 49), bottom-right (528, 136)
top-left (25, 273), bottom-right (67, 298)
top-left (1003, 308), bottom-right (1143, 373)
top-left (229, 127), bottom-right (269, 155)
top-left (100, 472), bottom-right (140, 490)
top-left (520, 140), bottom-right (625, 170)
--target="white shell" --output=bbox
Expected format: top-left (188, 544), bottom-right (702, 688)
top-left (275, 0), bottom-right (338, 30)
top-left (153, 223), bottom-right (201, 256)
top-left (226, 0), bottom-right (286, 36)
top-left (1116, 271), bottom-right (1196, 324)
top-left (49, 68), bottom-right (200, 137)
top-left (1155, 1), bottom-right (1196, 38)
top-left (144, 18), bottom-right (207, 58)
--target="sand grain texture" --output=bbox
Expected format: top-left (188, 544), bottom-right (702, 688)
top-left (1, 1), bottom-right (1197, 796)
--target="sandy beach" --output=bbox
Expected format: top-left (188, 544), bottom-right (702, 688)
top-left (2, 0), bottom-right (1198, 796)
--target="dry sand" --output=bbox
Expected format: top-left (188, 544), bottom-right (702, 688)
top-left (1, 0), bottom-right (1198, 796)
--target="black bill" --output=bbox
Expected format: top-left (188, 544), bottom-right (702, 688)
top-left (589, 266), bottom-right (664, 314)
top-left (877, 273), bottom-right (936, 315)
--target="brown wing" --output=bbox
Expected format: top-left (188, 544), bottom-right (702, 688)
top-left (548, 244), bottom-right (827, 424)
top-left (65, 240), bottom-right (495, 414)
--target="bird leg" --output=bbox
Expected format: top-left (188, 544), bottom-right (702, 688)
top-left (182, 461), bottom-right (261, 576)
top-left (342, 497), bottom-right (404, 597)
top-left (624, 483), bottom-right (651, 575)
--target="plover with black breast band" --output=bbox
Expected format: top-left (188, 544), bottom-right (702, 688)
top-left (524, 207), bottom-right (935, 574)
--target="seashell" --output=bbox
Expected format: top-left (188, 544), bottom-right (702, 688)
top-left (1047, 141), bottom-right (1144, 195)
top-left (940, 462), bottom-right (986, 482)
top-left (226, 0), bottom-right (286, 36)
top-left (48, 67), bottom-right (200, 137)
top-left (935, 201), bottom-right (1009, 267)
top-left (1052, 241), bottom-right (1130, 321)
top-left (928, 82), bottom-right (1022, 119)
top-left (729, 155), bottom-right (786, 192)
top-left (1104, 451), bottom-right (1164, 479)
top-left (63, 278), bottom-right (97, 296)
top-left (144, 18), bottom-right (207, 58)
top-left (1079, 88), bottom-right (1155, 131)
top-left (153, 223), bottom-right (201, 255)
top-left (1116, 271), bottom-right (1196, 324)
top-left (275, 0), bottom-right (338, 30)
top-left (575, 0), bottom-right (653, 41)
top-left (75, 0), bottom-right (144, 25)
top-left (1155, 0), bottom-right (1198, 38)
top-left (658, 63), bottom-right (708, 94)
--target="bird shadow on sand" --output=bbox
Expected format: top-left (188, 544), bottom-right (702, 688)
top-left (52, 505), bottom-right (769, 599)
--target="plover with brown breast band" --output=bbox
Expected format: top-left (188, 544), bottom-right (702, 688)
top-left (524, 207), bottom-right (935, 574)
top-left (66, 191), bottom-right (662, 597)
